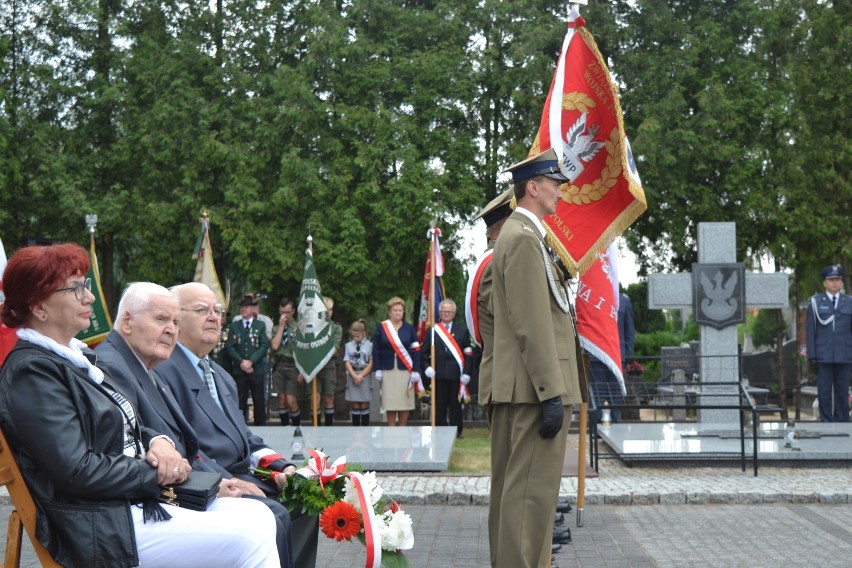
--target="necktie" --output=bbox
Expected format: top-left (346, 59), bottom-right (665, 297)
top-left (245, 320), bottom-right (251, 330)
top-left (198, 358), bottom-right (223, 409)
top-left (833, 295), bottom-right (838, 309)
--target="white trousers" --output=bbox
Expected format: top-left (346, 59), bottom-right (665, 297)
top-left (132, 496), bottom-right (280, 568)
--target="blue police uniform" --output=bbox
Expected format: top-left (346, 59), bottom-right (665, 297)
top-left (805, 265), bottom-right (852, 422)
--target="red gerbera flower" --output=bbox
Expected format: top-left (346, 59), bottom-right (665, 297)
top-left (320, 501), bottom-right (362, 542)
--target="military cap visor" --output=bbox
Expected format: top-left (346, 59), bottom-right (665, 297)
top-left (505, 148), bottom-right (569, 185)
top-left (474, 188), bottom-right (514, 227)
top-left (822, 264), bottom-right (844, 279)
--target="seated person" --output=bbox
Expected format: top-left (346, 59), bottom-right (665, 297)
top-left (0, 243), bottom-right (279, 567)
top-left (157, 282), bottom-right (320, 568)
top-left (96, 281), bottom-right (293, 567)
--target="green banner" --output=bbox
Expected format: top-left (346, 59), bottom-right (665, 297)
top-left (293, 248), bottom-right (335, 381)
top-left (76, 242), bottom-right (112, 346)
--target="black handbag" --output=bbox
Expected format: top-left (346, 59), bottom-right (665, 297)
top-left (159, 471), bottom-right (222, 511)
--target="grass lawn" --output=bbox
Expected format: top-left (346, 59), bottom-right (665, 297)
top-left (448, 427), bottom-right (491, 474)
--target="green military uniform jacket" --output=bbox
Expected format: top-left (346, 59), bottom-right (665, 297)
top-left (225, 318), bottom-right (270, 377)
top-left (490, 210), bottom-right (581, 405)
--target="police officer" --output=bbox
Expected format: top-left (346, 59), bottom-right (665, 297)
top-left (805, 264), bottom-right (851, 422)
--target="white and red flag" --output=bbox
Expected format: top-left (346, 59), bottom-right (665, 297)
top-left (575, 244), bottom-right (625, 395)
top-left (530, 6), bottom-right (646, 276)
top-left (416, 227), bottom-right (445, 343)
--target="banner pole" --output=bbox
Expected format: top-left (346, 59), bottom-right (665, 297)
top-left (306, 233), bottom-right (319, 428)
top-left (312, 379), bottom-right (319, 427)
top-left (428, 224), bottom-right (437, 428)
top-left (576, 401), bottom-right (587, 527)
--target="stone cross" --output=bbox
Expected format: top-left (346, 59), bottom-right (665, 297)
top-left (648, 222), bottom-right (789, 423)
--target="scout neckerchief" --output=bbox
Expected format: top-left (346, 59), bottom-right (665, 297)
top-left (433, 323), bottom-right (472, 404)
top-left (464, 249), bottom-right (494, 347)
top-left (380, 320), bottom-right (414, 372)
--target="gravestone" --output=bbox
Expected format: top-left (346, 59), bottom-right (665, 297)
top-left (648, 223), bottom-right (789, 423)
top-left (661, 346), bottom-right (698, 383)
top-left (740, 350), bottom-right (776, 390)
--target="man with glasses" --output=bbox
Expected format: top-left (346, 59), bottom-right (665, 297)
top-left (158, 282), bottom-right (319, 568)
top-left (421, 299), bottom-right (472, 438)
top-left (95, 282), bottom-right (295, 567)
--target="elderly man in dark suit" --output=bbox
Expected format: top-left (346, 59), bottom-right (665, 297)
top-left (95, 282), bottom-right (294, 568)
top-left (806, 264), bottom-right (852, 422)
top-left (422, 298), bottom-right (473, 438)
top-left (157, 282), bottom-right (319, 568)
top-left (488, 149), bottom-right (584, 568)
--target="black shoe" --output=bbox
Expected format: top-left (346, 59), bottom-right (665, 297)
top-left (556, 501), bottom-right (572, 513)
top-left (552, 528), bottom-right (572, 544)
top-left (551, 543), bottom-right (562, 553)
top-left (456, 433), bottom-right (464, 439)
top-left (554, 512), bottom-right (564, 524)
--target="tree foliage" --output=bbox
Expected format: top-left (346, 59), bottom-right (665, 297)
top-left (1, 0), bottom-right (848, 323)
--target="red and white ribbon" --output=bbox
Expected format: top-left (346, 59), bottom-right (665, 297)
top-left (408, 375), bottom-right (426, 398)
top-left (458, 382), bottom-right (471, 404)
top-left (345, 471), bottom-right (382, 568)
top-left (464, 249), bottom-right (494, 347)
top-left (433, 323), bottom-right (466, 374)
top-left (296, 450), bottom-right (347, 492)
top-left (380, 320), bottom-right (414, 372)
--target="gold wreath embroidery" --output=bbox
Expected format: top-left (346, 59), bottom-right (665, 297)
top-left (562, 92), bottom-right (597, 114)
top-left (561, 128), bottom-right (621, 205)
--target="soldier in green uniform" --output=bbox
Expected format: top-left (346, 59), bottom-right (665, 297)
top-left (489, 149), bottom-right (583, 568)
top-left (225, 294), bottom-right (270, 425)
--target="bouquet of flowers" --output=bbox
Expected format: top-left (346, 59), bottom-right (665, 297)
top-left (625, 360), bottom-right (645, 376)
top-left (254, 450), bottom-right (413, 568)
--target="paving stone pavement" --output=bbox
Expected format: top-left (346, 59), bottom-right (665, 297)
top-left (3, 501), bottom-right (850, 567)
top-left (1, 432), bottom-right (850, 566)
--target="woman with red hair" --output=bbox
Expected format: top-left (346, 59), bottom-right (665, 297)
top-left (0, 243), bottom-right (280, 567)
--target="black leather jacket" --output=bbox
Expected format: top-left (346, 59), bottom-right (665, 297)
top-left (0, 341), bottom-right (163, 567)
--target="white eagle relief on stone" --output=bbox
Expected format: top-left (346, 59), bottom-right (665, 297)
top-left (699, 270), bottom-right (739, 321)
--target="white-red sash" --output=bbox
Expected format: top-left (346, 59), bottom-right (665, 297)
top-left (434, 323), bottom-right (465, 374)
top-left (380, 320), bottom-right (414, 372)
top-left (458, 383), bottom-right (471, 404)
top-left (464, 249), bottom-right (494, 347)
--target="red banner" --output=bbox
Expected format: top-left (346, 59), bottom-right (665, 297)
top-left (575, 244), bottom-right (625, 395)
top-left (530, 10), bottom-right (646, 276)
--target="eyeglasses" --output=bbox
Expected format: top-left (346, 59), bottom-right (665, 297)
top-left (181, 305), bottom-right (226, 319)
top-left (55, 278), bottom-right (92, 300)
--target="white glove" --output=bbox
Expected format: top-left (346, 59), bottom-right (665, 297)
top-left (425, 366), bottom-right (436, 379)
top-left (410, 372), bottom-right (422, 384)
top-left (374, 370), bottom-right (383, 381)
top-left (460, 374), bottom-right (470, 386)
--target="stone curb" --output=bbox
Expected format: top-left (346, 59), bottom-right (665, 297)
top-left (390, 490), bottom-right (852, 506)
